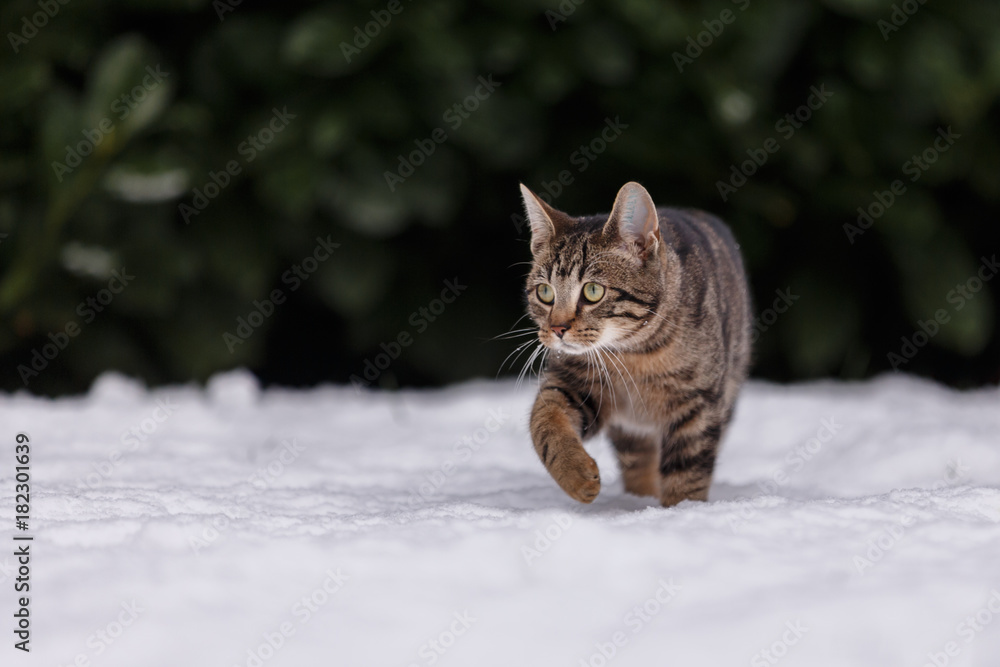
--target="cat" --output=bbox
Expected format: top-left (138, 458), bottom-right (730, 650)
top-left (518, 181), bottom-right (751, 507)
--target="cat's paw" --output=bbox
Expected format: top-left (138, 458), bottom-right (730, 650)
top-left (554, 452), bottom-right (601, 504)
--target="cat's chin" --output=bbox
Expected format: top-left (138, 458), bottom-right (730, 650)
top-left (546, 340), bottom-right (590, 355)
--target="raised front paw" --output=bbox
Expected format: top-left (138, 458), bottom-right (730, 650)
top-left (552, 451), bottom-right (601, 504)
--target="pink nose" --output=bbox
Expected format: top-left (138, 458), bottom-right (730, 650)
top-left (550, 325), bottom-right (569, 339)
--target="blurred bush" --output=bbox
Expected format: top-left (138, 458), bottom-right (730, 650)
top-left (0, 0), bottom-right (998, 394)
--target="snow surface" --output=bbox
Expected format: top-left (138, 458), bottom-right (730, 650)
top-left (3, 371), bottom-right (1000, 667)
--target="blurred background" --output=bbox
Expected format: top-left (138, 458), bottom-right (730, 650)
top-left (1, 0), bottom-right (998, 396)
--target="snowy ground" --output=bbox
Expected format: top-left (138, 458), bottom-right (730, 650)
top-left (2, 370), bottom-right (1000, 667)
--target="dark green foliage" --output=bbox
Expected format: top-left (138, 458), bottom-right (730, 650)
top-left (1, 0), bottom-right (997, 394)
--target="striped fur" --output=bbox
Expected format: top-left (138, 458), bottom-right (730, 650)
top-left (519, 182), bottom-right (751, 507)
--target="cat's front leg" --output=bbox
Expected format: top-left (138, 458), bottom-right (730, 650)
top-left (530, 385), bottom-right (602, 503)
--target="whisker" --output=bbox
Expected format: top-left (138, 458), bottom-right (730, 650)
top-left (498, 338), bottom-right (539, 379)
top-left (602, 350), bottom-right (617, 411)
top-left (536, 348), bottom-right (550, 388)
top-left (641, 307), bottom-right (677, 329)
top-left (601, 346), bottom-right (645, 412)
top-left (489, 328), bottom-right (539, 342)
top-left (499, 313), bottom-right (533, 335)
top-left (573, 350), bottom-right (600, 433)
top-left (588, 346), bottom-right (615, 413)
top-left (579, 349), bottom-right (598, 411)
top-left (516, 344), bottom-right (543, 391)
top-left (587, 348), bottom-right (606, 417)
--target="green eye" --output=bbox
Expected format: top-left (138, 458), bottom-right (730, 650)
top-left (536, 284), bottom-right (555, 304)
top-left (582, 282), bottom-right (605, 303)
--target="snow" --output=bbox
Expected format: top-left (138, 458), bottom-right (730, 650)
top-left (3, 370), bottom-right (1000, 667)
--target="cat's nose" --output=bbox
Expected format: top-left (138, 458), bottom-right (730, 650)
top-left (550, 324), bottom-right (570, 338)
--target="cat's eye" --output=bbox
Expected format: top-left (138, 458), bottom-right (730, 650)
top-left (582, 282), bottom-right (605, 303)
top-left (536, 284), bottom-right (555, 304)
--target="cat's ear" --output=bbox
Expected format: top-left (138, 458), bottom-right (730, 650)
top-left (519, 183), bottom-right (570, 255)
top-left (604, 182), bottom-right (660, 257)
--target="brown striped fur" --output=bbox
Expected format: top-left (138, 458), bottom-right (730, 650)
top-left (519, 182), bottom-right (751, 507)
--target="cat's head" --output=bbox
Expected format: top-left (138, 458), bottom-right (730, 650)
top-left (521, 181), bottom-right (669, 354)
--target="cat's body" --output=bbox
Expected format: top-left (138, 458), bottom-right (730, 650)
top-left (519, 182), bottom-right (750, 507)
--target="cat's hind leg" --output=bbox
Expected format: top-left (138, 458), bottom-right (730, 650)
top-left (658, 424), bottom-right (721, 507)
top-left (609, 426), bottom-right (661, 498)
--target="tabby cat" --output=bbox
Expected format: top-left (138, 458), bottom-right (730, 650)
top-left (519, 181), bottom-right (751, 507)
